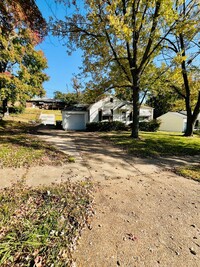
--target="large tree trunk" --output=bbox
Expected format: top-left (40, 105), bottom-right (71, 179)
top-left (184, 114), bottom-right (194, 136)
top-left (2, 98), bottom-right (8, 116)
top-left (131, 86), bottom-right (140, 138)
top-left (184, 91), bottom-right (200, 136)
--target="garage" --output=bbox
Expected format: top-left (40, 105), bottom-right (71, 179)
top-left (62, 111), bottom-right (88, 130)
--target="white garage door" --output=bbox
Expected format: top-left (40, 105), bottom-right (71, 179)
top-left (63, 113), bottom-right (86, 130)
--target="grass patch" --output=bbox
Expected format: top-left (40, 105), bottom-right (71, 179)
top-left (8, 108), bottom-right (41, 123)
top-left (5, 108), bottom-right (62, 122)
top-left (175, 165), bottom-right (200, 182)
top-left (0, 180), bottom-right (93, 266)
top-left (101, 131), bottom-right (200, 157)
top-left (0, 121), bottom-right (68, 168)
top-left (41, 110), bottom-right (62, 121)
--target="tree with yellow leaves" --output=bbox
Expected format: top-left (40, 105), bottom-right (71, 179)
top-left (0, 0), bottom-right (48, 115)
top-left (162, 0), bottom-right (200, 136)
top-left (52, 0), bottom-right (182, 138)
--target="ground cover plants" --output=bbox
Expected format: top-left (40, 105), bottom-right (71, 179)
top-left (0, 120), bottom-right (68, 168)
top-left (0, 180), bottom-right (93, 266)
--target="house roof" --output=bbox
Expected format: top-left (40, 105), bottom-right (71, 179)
top-left (28, 98), bottom-right (64, 103)
top-left (157, 112), bottom-right (187, 119)
top-left (158, 111), bottom-right (200, 120)
top-left (63, 104), bottom-right (89, 111)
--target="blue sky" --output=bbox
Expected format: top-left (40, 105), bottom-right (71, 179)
top-left (35, 0), bottom-right (83, 98)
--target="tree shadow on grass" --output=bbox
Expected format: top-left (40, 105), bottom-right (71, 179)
top-left (0, 121), bottom-right (63, 154)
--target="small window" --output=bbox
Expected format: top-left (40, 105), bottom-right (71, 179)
top-left (110, 97), bottom-right (113, 103)
top-left (99, 110), bottom-right (102, 121)
top-left (129, 112), bottom-right (133, 121)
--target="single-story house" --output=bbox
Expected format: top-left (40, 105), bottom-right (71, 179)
top-left (157, 111), bottom-right (200, 132)
top-left (26, 98), bottom-right (65, 110)
top-left (62, 96), bottom-right (154, 130)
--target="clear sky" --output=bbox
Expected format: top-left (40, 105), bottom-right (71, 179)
top-left (35, 0), bottom-right (83, 98)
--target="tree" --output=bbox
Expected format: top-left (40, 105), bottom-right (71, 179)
top-left (54, 91), bottom-right (80, 105)
top-left (0, 0), bottom-right (46, 38)
top-left (0, 0), bottom-right (48, 114)
top-left (52, 0), bottom-right (181, 138)
top-left (146, 91), bottom-right (179, 118)
top-left (162, 0), bottom-right (200, 136)
top-left (0, 29), bottom-right (48, 114)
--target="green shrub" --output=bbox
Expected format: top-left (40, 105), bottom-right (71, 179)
top-left (86, 121), bottom-right (127, 131)
top-left (139, 119), bottom-right (161, 132)
top-left (9, 105), bottom-right (25, 114)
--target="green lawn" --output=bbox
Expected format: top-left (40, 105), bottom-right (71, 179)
top-left (101, 131), bottom-right (200, 157)
top-left (0, 120), bottom-right (68, 168)
top-left (101, 130), bottom-right (200, 182)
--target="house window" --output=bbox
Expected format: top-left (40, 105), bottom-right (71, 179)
top-left (110, 97), bottom-right (113, 103)
top-left (102, 109), bottom-right (113, 121)
top-left (99, 110), bottom-right (102, 121)
top-left (102, 115), bottom-right (110, 121)
top-left (129, 112), bottom-right (133, 121)
top-left (122, 111), bottom-right (126, 121)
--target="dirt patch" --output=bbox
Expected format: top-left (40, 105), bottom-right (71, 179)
top-left (71, 132), bottom-right (200, 267)
top-left (74, 173), bottom-right (200, 267)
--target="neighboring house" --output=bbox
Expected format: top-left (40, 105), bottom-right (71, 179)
top-left (62, 96), bottom-right (154, 130)
top-left (157, 111), bottom-right (200, 132)
top-left (26, 98), bottom-right (65, 110)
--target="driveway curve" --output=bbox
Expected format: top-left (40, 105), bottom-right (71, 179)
top-left (37, 129), bottom-right (200, 267)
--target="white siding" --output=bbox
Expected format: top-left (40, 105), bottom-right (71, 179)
top-left (140, 107), bottom-right (154, 120)
top-left (89, 99), bottom-right (104, 122)
top-left (89, 97), bottom-right (154, 123)
top-left (158, 112), bottom-right (186, 132)
top-left (62, 111), bottom-right (88, 130)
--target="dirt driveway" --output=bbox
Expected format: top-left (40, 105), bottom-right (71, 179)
top-left (34, 129), bottom-right (200, 267)
top-left (0, 124), bottom-right (199, 267)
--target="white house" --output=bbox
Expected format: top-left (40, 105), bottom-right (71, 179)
top-left (62, 96), bottom-right (154, 130)
top-left (157, 111), bottom-right (200, 132)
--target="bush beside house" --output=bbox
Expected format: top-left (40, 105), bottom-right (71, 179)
top-left (139, 119), bottom-right (161, 132)
top-left (86, 121), bottom-right (128, 131)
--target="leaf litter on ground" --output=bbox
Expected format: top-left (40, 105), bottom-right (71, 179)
top-left (0, 179), bottom-right (94, 266)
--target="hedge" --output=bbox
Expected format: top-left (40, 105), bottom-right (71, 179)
top-left (86, 121), bottom-right (127, 131)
